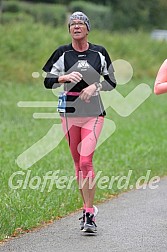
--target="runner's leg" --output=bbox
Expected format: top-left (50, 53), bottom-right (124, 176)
top-left (79, 117), bottom-right (104, 209)
top-left (61, 117), bottom-right (85, 205)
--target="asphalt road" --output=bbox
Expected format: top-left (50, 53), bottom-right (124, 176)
top-left (1, 176), bottom-right (167, 252)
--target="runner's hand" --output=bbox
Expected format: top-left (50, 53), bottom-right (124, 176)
top-left (79, 84), bottom-right (96, 103)
top-left (66, 72), bottom-right (83, 83)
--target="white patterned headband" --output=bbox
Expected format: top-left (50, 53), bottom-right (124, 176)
top-left (68, 11), bottom-right (90, 31)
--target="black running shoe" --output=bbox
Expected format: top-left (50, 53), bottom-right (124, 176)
top-left (83, 212), bottom-right (97, 233)
top-left (79, 209), bottom-right (86, 230)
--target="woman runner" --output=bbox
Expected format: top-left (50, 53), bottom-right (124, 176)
top-left (42, 11), bottom-right (117, 233)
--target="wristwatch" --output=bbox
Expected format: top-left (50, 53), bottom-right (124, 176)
top-left (94, 82), bottom-right (102, 92)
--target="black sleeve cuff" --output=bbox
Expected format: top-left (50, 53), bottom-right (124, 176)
top-left (101, 75), bottom-right (116, 91)
top-left (44, 73), bottom-right (61, 89)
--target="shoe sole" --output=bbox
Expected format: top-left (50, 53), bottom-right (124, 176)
top-left (82, 224), bottom-right (97, 233)
top-left (82, 227), bottom-right (97, 233)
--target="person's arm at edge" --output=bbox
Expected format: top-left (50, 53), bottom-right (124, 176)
top-left (154, 59), bottom-right (167, 95)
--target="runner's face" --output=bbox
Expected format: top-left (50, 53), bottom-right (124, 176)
top-left (69, 19), bottom-right (88, 39)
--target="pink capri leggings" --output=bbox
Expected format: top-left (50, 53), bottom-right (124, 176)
top-left (61, 116), bottom-right (104, 179)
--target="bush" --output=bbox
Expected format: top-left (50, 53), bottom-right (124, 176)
top-left (1, 12), bottom-right (34, 24)
top-left (69, 1), bottom-right (113, 31)
top-left (19, 2), bottom-right (67, 26)
top-left (1, 0), bottom-right (21, 13)
top-left (1, 1), bottom-right (67, 27)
